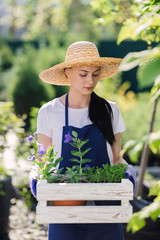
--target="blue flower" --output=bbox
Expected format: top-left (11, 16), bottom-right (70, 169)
top-left (28, 153), bottom-right (35, 161)
top-left (85, 164), bottom-right (91, 169)
top-left (64, 132), bottom-right (72, 143)
top-left (85, 165), bottom-right (91, 172)
top-left (37, 144), bottom-right (46, 157)
top-left (27, 134), bottom-right (33, 142)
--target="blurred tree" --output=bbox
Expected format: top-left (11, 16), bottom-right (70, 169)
top-left (9, 44), bottom-right (55, 120)
top-left (90, 0), bottom-right (133, 39)
top-left (0, 0), bottom-right (105, 42)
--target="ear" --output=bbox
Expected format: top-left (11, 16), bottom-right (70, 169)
top-left (64, 68), bottom-right (71, 78)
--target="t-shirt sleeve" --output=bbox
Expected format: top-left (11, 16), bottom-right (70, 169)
top-left (36, 106), bottom-right (52, 138)
top-left (111, 103), bottom-right (126, 135)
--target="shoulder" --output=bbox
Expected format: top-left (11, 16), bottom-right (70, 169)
top-left (105, 99), bottom-right (119, 113)
top-left (38, 98), bottom-right (59, 114)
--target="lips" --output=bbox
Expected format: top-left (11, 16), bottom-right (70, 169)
top-left (85, 87), bottom-right (93, 91)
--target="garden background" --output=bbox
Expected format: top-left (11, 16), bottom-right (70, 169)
top-left (0, 0), bottom-right (160, 240)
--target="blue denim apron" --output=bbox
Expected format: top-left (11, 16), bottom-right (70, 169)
top-left (49, 93), bottom-right (124, 240)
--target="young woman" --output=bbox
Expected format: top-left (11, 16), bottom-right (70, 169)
top-left (30, 41), bottom-right (136, 240)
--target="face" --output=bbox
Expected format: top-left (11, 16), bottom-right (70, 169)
top-left (64, 66), bottom-right (101, 95)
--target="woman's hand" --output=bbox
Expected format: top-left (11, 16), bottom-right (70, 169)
top-left (29, 134), bottom-right (52, 198)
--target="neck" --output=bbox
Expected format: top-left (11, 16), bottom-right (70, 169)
top-left (68, 89), bottom-right (91, 109)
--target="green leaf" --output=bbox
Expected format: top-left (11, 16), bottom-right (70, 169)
top-left (151, 88), bottom-right (160, 101)
top-left (82, 158), bottom-right (92, 164)
top-left (128, 141), bottom-right (144, 163)
top-left (71, 150), bottom-right (83, 157)
top-left (117, 24), bottom-right (138, 45)
top-left (44, 163), bottom-right (53, 174)
top-left (150, 75), bottom-right (160, 96)
top-left (127, 213), bottom-right (146, 233)
top-left (81, 148), bottom-right (91, 157)
top-left (151, 0), bottom-right (160, 5)
top-left (53, 157), bottom-right (63, 167)
top-left (148, 132), bottom-right (160, 154)
top-left (46, 145), bottom-right (55, 158)
top-left (69, 158), bottom-right (80, 164)
top-left (79, 139), bottom-right (89, 148)
top-left (149, 181), bottom-right (160, 196)
top-left (121, 139), bottom-right (138, 156)
top-left (119, 47), bottom-right (160, 72)
top-left (69, 142), bottom-right (77, 148)
top-left (140, 201), bottom-right (160, 221)
top-left (72, 131), bottom-right (78, 138)
top-left (151, 15), bottom-right (160, 27)
top-left (137, 57), bottom-right (160, 89)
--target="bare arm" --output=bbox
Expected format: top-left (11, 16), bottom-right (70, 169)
top-left (38, 133), bottom-right (52, 150)
top-left (111, 132), bottom-right (127, 165)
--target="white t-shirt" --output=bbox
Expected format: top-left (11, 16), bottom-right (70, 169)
top-left (36, 97), bottom-right (126, 165)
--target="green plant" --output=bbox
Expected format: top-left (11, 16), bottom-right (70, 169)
top-left (66, 131), bottom-right (92, 178)
top-left (10, 45), bottom-right (55, 117)
top-left (116, 0), bottom-right (160, 233)
top-left (27, 134), bottom-right (63, 182)
top-left (127, 180), bottom-right (160, 233)
top-left (85, 163), bottom-right (127, 183)
top-left (27, 131), bottom-right (127, 184)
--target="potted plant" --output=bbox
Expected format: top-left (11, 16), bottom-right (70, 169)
top-left (27, 131), bottom-right (133, 224)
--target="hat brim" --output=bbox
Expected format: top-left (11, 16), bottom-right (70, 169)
top-left (39, 57), bottom-right (122, 85)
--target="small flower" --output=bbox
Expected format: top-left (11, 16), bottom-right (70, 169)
top-left (85, 164), bottom-right (91, 172)
top-left (64, 132), bottom-right (72, 143)
top-left (33, 132), bottom-right (38, 137)
top-left (28, 153), bottom-right (35, 161)
top-left (85, 165), bottom-right (91, 169)
top-left (37, 144), bottom-right (46, 157)
top-left (27, 134), bottom-right (33, 142)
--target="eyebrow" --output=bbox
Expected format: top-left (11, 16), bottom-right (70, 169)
top-left (80, 68), bottom-right (101, 73)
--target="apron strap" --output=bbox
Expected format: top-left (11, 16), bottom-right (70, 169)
top-left (65, 93), bottom-right (69, 127)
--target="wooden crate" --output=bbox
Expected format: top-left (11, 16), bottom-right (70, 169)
top-left (36, 179), bottom-right (133, 224)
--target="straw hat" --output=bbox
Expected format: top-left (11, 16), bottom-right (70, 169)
top-left (39, 41), bottom-right (122, 85)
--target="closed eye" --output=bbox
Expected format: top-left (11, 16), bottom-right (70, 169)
top-left (80, 74), bottom-right (99, 77)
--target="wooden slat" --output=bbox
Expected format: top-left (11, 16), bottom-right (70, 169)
top-left (36, 205), bottom-right (132, 223)
top-left (37, 179), bottom-right (133, 201)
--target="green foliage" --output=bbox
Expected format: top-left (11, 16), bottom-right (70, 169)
top-left (137, 57), bottom-right (160, 89)
top-left (121, 131), bottom-right (160, 163)
top-left (29, 107), bottom-right (39, 133)
top-left (0, 41), bottom-right (13, 70)
top-left (68, 131), bottom-right (92, 178)
top-left (85, 163), bottom-right (127, 183)
top-left (1, 0), bottom-right (104, 42)
top-left (91, 0), bottom-right (132, 39)
top-left (28, 131), bottom-right (127, 184)
top-left (122, 92), bottom-right (160, 143)
top-left (0, 42), bottom-right (14, 100)
top-left (127, 181), bottom-right (160, 233)
top-left (9, 44), bottom-right (55, 117)
top-left (119, 46), bottom-right (160, 91)
top-left (109, 0), bottom-right (160, 233)
top-left (117, 0), bottom-right (160, 44)
top-left (0, 102), bottom-right (25, 154)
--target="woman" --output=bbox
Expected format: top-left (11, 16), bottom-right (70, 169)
top-left (30, 41), bottom-right (136, 240)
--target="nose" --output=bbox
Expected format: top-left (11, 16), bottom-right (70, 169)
top-left (86, 75), bottom-right (94, 85)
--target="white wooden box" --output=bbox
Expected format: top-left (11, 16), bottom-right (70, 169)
top-left (36, 179), bottom-right (133, 224)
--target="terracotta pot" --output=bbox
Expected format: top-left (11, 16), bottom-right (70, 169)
top-left (51, 200), bottom-right (86, 206)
